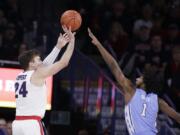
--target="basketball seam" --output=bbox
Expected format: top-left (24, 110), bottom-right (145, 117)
top-left (66, 17), bottom-right (75, 30)
top-left (61, 10), bottom-right (81, 31)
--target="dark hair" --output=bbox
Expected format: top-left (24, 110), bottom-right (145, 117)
top-left (18, 49), bottom-right (41, 70)
top-left (143, 68), bottom-right (163, 95)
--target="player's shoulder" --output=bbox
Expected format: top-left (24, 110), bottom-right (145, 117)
top-left (132, 88), bottom-right (146, 100)
top-left (146, 92), bottom-right (158, 103)
top-left (147, 91), bottom-right (158, 98)
top-left (136, 89), bottom-right (157, 99)
top-left (136, 88), bottom-right (146, 94)
top-left (23, 70), bottom-right (34, 75)
top-left (136, 88), bottom-right (158, 96)
top-left (16, 70), bottom-right (34, 79)
top-left (16, 71), bottom-right (25, 79)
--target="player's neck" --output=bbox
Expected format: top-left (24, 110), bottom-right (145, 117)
top-left (26, 67), bottom-right (35, 71)
top-left (140, 83), bottom-right (145, 90)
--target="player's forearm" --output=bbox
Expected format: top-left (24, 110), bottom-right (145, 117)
top-left (168, 109), bottom-right (180, 124)
top-left (96, 43), bottom-right (115, 68)
top-left (41, 40), bottom-right (75, 77)
top-left (43, 46), bottom-right (61, 65)
top-left (159, 98), bottom-right (180, 123)
top-left (96, 43), bottom-right (124, 78)
top-left (175, 113), bottom-right (180, 124)
top-left (59, 39), bottom-right (75, 66)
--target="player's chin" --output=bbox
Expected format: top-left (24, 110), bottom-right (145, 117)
top-left (136, 82), bottom-right (139, 87)
top-left (136, 80), bottom-right (142, 87)
top-left (135, 79), bottom-right (139, 86)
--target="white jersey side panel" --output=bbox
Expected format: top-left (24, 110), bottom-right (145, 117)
top-left (14, 71), bottom-right (47, 118)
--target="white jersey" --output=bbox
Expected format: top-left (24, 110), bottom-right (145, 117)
top-left (14, 70), bottom-right (47, 118)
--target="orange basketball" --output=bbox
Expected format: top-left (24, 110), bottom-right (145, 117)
top-left (60, 10), bottom-right (82, 31)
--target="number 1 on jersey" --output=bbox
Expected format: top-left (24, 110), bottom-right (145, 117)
top-left (141, 103), bottom-right (147, 117)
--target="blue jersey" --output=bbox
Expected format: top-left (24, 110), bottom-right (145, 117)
top-left (124, 89), bottom-right (158, 135)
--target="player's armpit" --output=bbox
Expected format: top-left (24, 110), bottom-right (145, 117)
top-left (43, 47), bottom-right (60, 65)
top-left (115, 76), bottom-right (135, 104)
top-left (159, 98), bottom-right (180, 124)
top-left (115, 70), bottom-right (135, 94)
top-left (110, 60), bottom-right (133, 91)
top-left (122, 78), bottom-right (136, 104)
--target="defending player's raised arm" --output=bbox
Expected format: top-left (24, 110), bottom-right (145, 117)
top-left (88, 28), bottom-right (134, 95)
top-left (159, 98), bottom-right (180, 124)
top-left (37, 28), bottom-right (75, 78)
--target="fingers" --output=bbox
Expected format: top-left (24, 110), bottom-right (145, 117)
top-left (87, 27), bottom-right (91, 33)
top-left (68, 26), bottom-right (72, 32)
top-left (60, 33), bottom-right (62, 37)
top-left (63, 26), bottom-right (72, 35)
top-left (63, 33), bottom-right (68, 38)
top-left (62, 25), bottom-right (68, 33)
top-left (61, 31), bottom-right (73, 41)
top-left (72, 32), bottom-right (76, 36)
top-left (63, 33), bottom-right (70, 41)
top-left (59, 33), bottom-right (69, 42)
top-left (87, 27), bottom-right (94, 38)
top-left (61, 25), bottom-right (75, 42)
top-left (62, 33), bottom-right (68, 37)
top-left (87, 27), bottom-right (91, 35)
top-left (87, 27), bottom-right (99, 46)
top-left (62, 25), bottom-right (72, 33)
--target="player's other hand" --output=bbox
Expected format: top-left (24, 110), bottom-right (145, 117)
top-left (88, 28), bottom-right (101, 46)
top-left (66, 26), bottom-right (76, 43)
top-left (57, 26), bottom-right (76, 48)
top-left (62, 25), bottom-right (76, 43)
top-left (56, 32), bottom-right (70, 49)
top-left (62, 25), bottom-right (68, 33)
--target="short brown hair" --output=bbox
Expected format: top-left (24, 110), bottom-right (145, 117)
top-left (18, 49), bottom-right (41, 70)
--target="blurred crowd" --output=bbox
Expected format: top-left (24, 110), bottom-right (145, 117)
top-left (82, 0), bottom-right (180, 112)
top-left (0, 118), bottom-right (12, 135)
top-left (0, 0), bottom-right (179, 132)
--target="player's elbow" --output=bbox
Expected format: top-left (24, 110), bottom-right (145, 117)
top-left (176, 113), bottom-right (180, 124)
top-left (59, 58), bottom-right (70, 68)
top-left (62, 61), bottom-right (69, 68)
top-left (64, 62), bottom-right (69, 68)
top-left (49, 61), bottom-right (69, 76)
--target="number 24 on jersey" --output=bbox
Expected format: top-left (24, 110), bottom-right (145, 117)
top-left (15, 81), bottom-right (28, 98)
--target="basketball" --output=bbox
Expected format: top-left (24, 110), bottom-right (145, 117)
top-left (60, 10), bottom-right (82, 31)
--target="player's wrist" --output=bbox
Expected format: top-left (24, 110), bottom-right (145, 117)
top-left (67, 36), bottom-right (74, 43)
top-left (55, 44), bottom-right (63, 50)
top-left (55, 46), bottom-right (61, 52)
top-left (95, 42), bottom-right (100, 46)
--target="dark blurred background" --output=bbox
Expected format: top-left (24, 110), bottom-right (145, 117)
top-left (0, 0), bottom-right (180, 135)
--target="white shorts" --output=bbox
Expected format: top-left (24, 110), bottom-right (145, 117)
top-left (12, 116), bottom-right (44, 135)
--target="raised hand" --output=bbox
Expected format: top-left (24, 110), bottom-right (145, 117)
top-left (63, 25), bottom-right (76, 43)
top-left (88, 28), bottom-right (101, 46)
top-left (56, 32), bottom-right (70, 49)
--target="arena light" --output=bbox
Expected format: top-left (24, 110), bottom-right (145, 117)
top-left (0, 67), bottom-right (52, 110)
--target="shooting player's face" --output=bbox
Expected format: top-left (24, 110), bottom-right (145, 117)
top-left (30, 56), bottom-right (42, 70)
